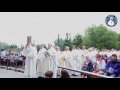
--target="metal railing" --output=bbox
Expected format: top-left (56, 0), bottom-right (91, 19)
top-left (14, 59), bottom-right (25, 72)
top-left (58, 66), bottom-right (113, 78)
top-left (0, 59), bottom-right (114, 78)
top-left (0, 58), bottom-right (25, 73)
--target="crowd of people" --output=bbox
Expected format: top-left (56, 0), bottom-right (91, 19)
top-left (0, 49), bottom-right (26, 67)
top-left (1, 43), bottom-right (120, 78)
top-left (21, 42), bottom-right (120, 78)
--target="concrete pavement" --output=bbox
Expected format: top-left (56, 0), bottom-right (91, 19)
top-left (0, 68), bottom-right (25, 78)
top-left (0, 68), bottom-right (81, 78)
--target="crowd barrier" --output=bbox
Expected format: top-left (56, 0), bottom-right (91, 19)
top-left (58, 66), bottom-right (113, 78)
top-left (0, 58), bottom-right (25, 73)
top-left (0, 59), bottom-right (114, 78)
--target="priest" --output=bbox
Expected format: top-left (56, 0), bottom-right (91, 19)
top-left (22, 37), bottom-right (37, 78)
top-left (55, 46), bottom-right (62, 76)
top-left (71, 45), bottom-right (80, 76)
top-left (36, 44), bottom-right (46, 77)
top-left (81, 46), bottom-right (88, 67)
top-left (47, 44), bottom-right (58, 78)
top-left (61, 46), bottom-right (72, 76)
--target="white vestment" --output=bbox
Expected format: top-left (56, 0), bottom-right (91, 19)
top-left (56, 50), bottom-right (62, 75)
top-left (90, 50), bottom-right (97, 62)
top-left (116, 51), bottom-right (119, 59)
top-left (41, 55), bottom-right (50, 77)
top-left (61, 50), bottom-right (72, 75)
top-left (22, 45), bottom-right (37, 78)
top-left (77, 50), bottom-right (82, 69)
top-left (106, 52), bottom-right (111, 58)
top-left (71, 49), bottom-right (80, 75)
top-left (37, 48), bottom-right (46, 77)
top-left (81, 50), bottom-right (88, 67)
top-left (47, 47), bottom-right (58, 78)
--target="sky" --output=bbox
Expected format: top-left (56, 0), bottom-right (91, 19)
top-left (0, 12), bottom-right (120, 47)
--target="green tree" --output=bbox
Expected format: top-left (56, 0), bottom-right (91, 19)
top-left (117, 33), bottom-right (120, 49)
top-left (118, 33), bottom-right (120, 41)
top-left (72, 34), bottom-right (82, 47)
top-left (54, 38), bottom-right (65, 51)
top-left (64, 33), bottom-right (72, 50)
top-left (85, 25), bottom-right (119, 50)
top-left (0, 42), bottom-right (9, 50)
top-left (81, 35), bottom-right (91, 49)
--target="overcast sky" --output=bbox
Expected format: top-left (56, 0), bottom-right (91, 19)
top-left (0, 12), bottom-right (120, 47)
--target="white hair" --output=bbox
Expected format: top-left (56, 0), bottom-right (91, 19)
top-left (65, 46), bottom-right (69, 49)
top-left (85, 55), bottom-right (89, 58)
top-left (48, 43), bottom-right (52, 46)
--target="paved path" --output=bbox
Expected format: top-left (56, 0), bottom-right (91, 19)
top-left (0, 68), bottom-right (81, 78)
top-left (0, 68), bottom-right (25, 78)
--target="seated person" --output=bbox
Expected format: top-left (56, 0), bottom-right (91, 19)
top-left (101, 54), bottom-right (108, 64)
top-left (10, 53), bottom-right (15, 67)
top-left (20, 55), bottom-right (26, 60)
top-left (107, 56), bottom-right (112, 63)
top-left (45, 71), bottom-right (53, 78)
top-left (60, 70), bottom-right (70, 78)
top-left (17, 55), bottom-right (21, 59)
top-left (2, 54), bottom-right (9, 66)
top-left (93, 54), bottom-right (106, 75)
top-left (81, 55), bottom-right (94, 78)
top-left (16, 54), bottom-right (26, 67)
top-left (103, 54), bottom-right (120, 78)
top-left (82, 55), bottom-right (94, 72)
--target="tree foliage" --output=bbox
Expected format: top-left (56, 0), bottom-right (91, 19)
top-left (54, 25), bottom-right (120, 51)
top-left (85, 25), bottom-right (119, 50)
top-left (72, 34), bottom-right (82, 47)
top-left (1, 25), bottom-right (120, 52)
top-left (64, 33), bottom-right (73, 50)
top-left (54, 38), bottom-right (65, 51)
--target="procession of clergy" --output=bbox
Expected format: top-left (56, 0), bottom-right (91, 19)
top-left (22, 41), bottom-right (120, 78)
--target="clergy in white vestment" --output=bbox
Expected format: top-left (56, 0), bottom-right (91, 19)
top-left (40, 51), bottom-right (50, 77)
top-left (90, 48), bottom-right (98, 62)
top-left (55, 46), bottom-right (62, 75)
top-left (71, 45), bottom-right (80, 75)
top-left (77, 46), bottom-right (82, 69)
top-left (22, 42), bottom-right (37, 78)
top-left (61, 46), bottom-right (72, 75)
top-left (81, 46), bottom-right (88, 68)
top-left (47, 44), bottom-right (58, 78)
top-left (36, 44), bottom-right (46, 77)
top-left (87, 48), bottom-right (92, 59)
top-left (106, 50), bottom-right (111, 58)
